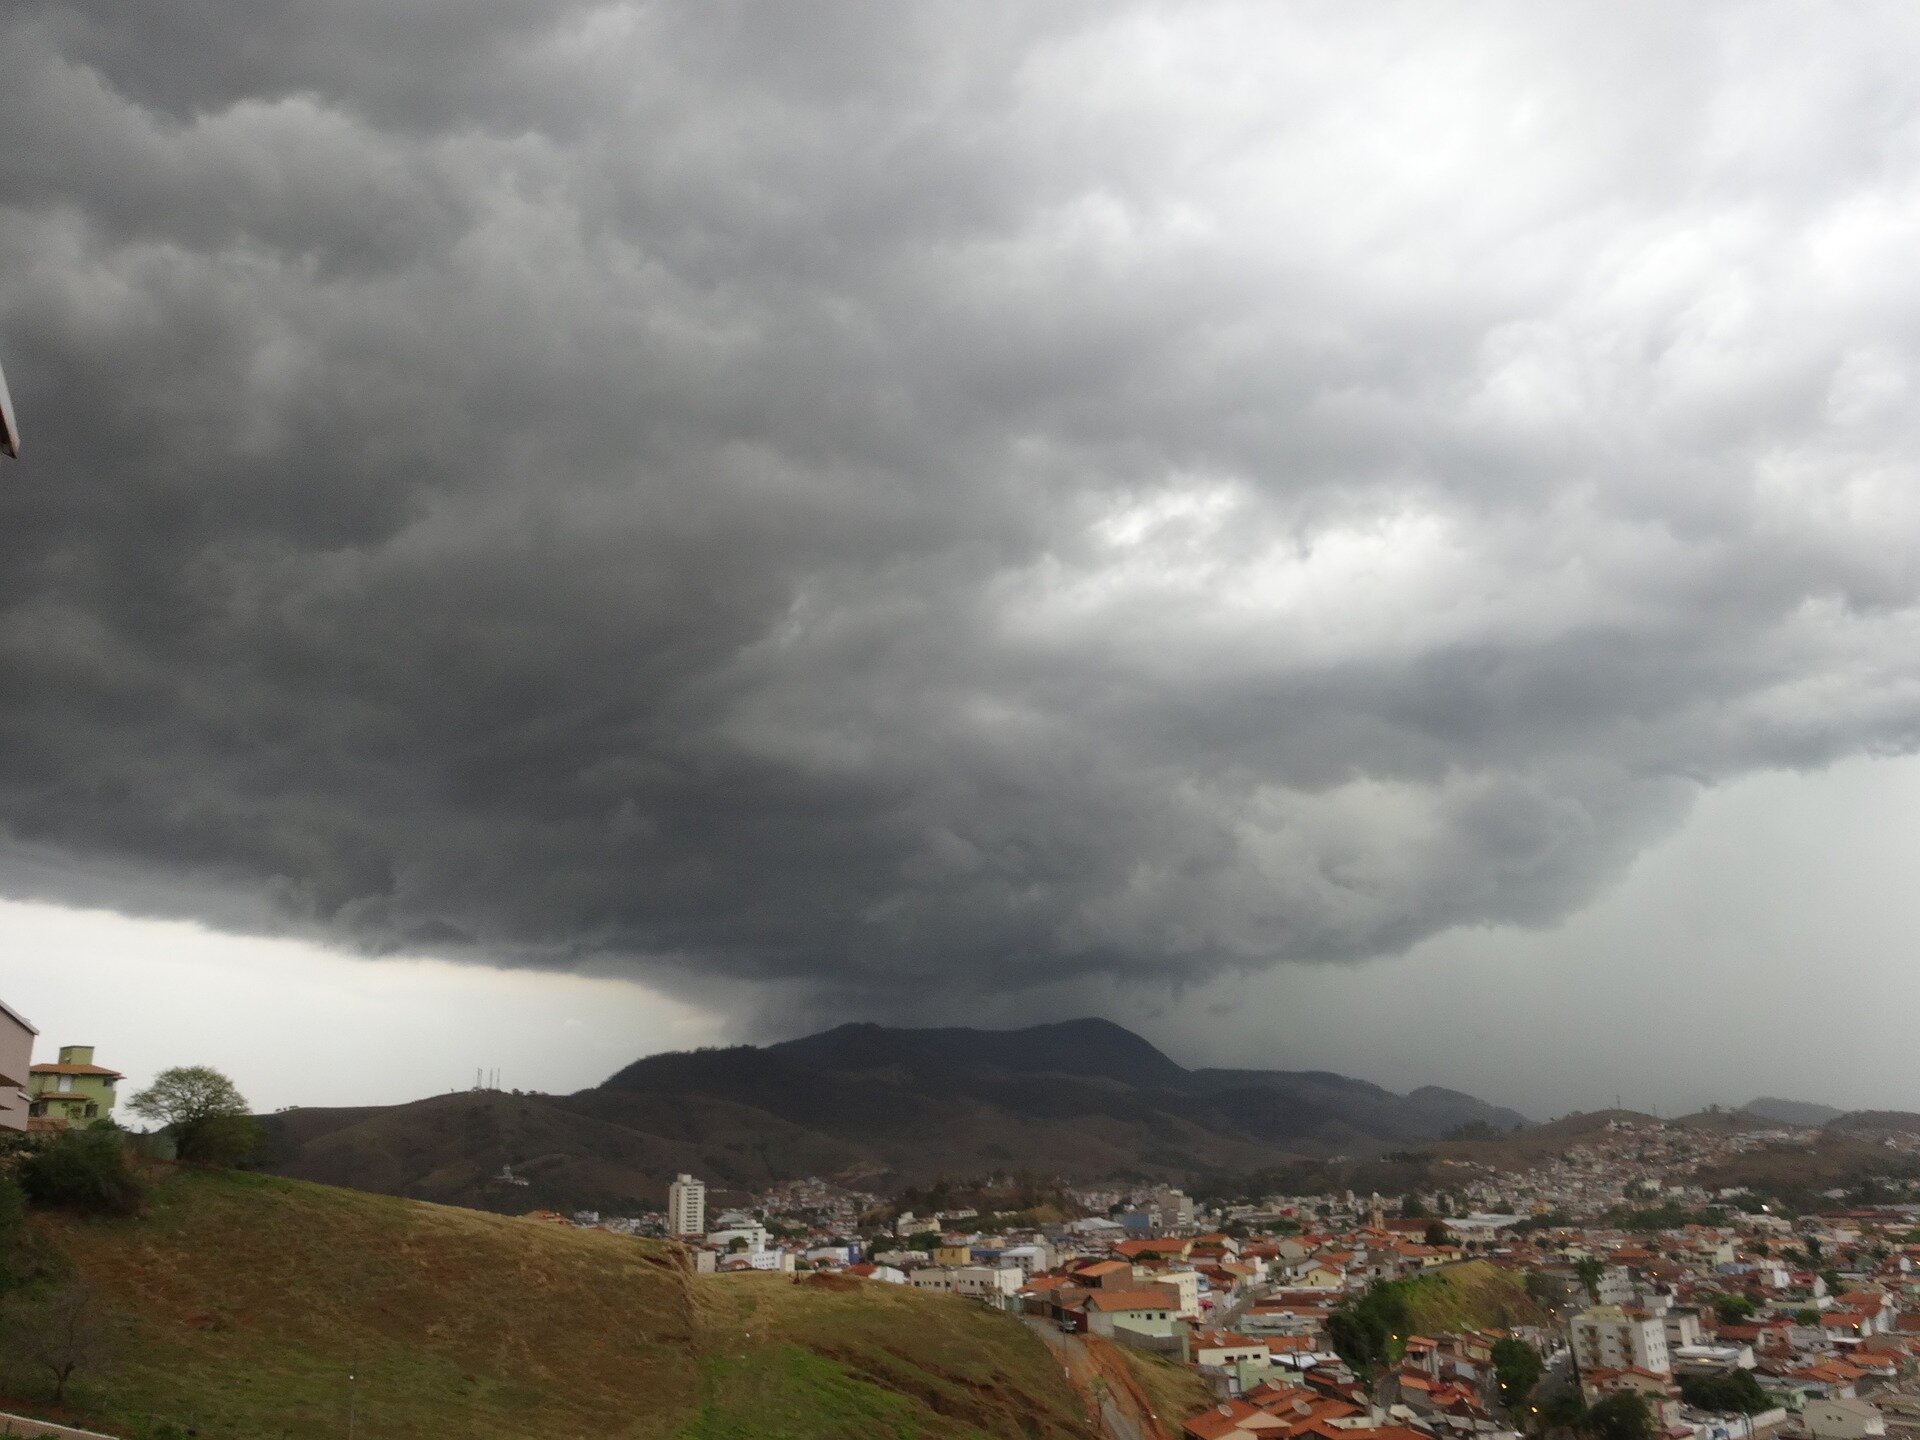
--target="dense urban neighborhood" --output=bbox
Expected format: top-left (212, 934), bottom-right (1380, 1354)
top-left (574, 1110), bottom-right (1920, 1440)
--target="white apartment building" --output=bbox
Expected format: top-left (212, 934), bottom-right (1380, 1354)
top-left (1572, 1305), bottom-right (1670, 1375)
top-left (668, 1173), bottom-right (707, 1237)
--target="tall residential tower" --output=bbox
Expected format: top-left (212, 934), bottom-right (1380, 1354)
top-left (667, 1173), bottom-right (707, 1237)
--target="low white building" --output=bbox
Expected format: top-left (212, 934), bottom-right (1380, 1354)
top-left (707, 1224), bottom-right (772, 1253)
top-left (999, 1243), bottom-right (1053, 1277)
top-left (1803, 1398), bottom-right (1886, 1440)
top-left (951, 1266), bottom-right (1022, 1302)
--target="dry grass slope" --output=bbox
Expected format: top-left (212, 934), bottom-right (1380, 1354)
top-left (11, 1167), bottom-right (1097, 1440)
top-left (686, 1274), bottom-right (1096, 1439)
top-left (1401, 1261), bottom-right (1550, 1335)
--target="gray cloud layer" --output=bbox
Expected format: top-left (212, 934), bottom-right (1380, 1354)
top-left (5, 1), bottom-right (1920, 1006)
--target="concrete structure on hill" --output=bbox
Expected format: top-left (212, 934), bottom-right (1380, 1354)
top-left (0, 1000), bottom-right (35, 1132)
top-left (27, 1045), bottom-right (122, 1130)
top-left (668, 1173), bottom-right (707, 1237)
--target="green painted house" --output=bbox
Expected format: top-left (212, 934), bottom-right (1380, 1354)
top-left (28, 1045), bottom-right (123, 1130)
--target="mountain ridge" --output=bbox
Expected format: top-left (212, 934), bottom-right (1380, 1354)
top-left (1743, 1095), bottom-right (1846, 1127)
top-left (262, 1016), bottom-right (1530, 1214)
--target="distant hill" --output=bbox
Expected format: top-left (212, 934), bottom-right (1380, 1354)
top-left (1692, 1127), bottom-right (1917, 1197)
top-left (1825, 1110), bottom-right (1920, 1140)
top-left (1429, 1109), bottom-right (1658, 1169)
top-left (15, 1167), bottom-right (1095, 1440)
top-left (261, 1017), bottom-right (1530, 1212)
top-left (1744, 1096), bottom-right (1845, 1127)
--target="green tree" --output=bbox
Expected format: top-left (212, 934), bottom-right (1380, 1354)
top-left (1491, 1335), bottom-right (1543, 1415)
top-left (130, 1066), bottom-right (262, 1166)
top-left (1679, 1372), bottom-right (1771, 1415)
top-left (18, 1127), bottom-right (145, 1217)
top-left (1573, 1256), bottom-right (1604, 1303)
top-left (1585, 1394), bottom-right (1654, 1440)
top-left (1424, 1219), bottom-right (1454, 1247)
top-left (1713, 1294), bottom-right (1756, 1325)
top-left (1327, 1279), bottom-right (1415, 1374)
top-left (1535, 1383), bottom-right (1587, 1438)
top-left (1401, 1193), bottom-right (1430, 1220)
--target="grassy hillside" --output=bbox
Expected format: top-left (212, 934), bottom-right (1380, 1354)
top-left (1692, 1131), bottom-right (1920, 1197)
top-left (10, 1167), bottom-right (1096, 1440)
top-left (1401, 1261), bottom-right (1550, 1334)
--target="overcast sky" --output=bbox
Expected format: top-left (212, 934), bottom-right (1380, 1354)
top-left (6, 2), bottom-right (1920, 1119)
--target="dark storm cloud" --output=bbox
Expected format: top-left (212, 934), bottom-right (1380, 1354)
top-left (6, 0), bottom-right (1920, 1004)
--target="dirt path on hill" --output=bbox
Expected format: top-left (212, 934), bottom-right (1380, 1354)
top-left (1023, 1319), bottom-right (1169, 1440)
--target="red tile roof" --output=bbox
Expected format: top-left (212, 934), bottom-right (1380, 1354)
top-left (1086, 1288), bottom-right (1178, 1312)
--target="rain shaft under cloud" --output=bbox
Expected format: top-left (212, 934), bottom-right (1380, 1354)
top-left (5, 1), bottom-right (1920, 1009)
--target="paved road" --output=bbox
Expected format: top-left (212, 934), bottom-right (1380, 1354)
top-left (1025, 1318), bottom-right (1151, 1440)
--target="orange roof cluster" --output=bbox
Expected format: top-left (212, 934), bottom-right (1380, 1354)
top-left (29, 1063), bottom-right (123, 1078)
top-left (1182, 1381), bottom-right (1381, 1440)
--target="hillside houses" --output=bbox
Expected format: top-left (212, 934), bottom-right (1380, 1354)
top-left (507, 1108), bottom-right (1920, 1440)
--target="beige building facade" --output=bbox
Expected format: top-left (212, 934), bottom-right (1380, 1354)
top-left (0, 999), bottom-right (36, 1132)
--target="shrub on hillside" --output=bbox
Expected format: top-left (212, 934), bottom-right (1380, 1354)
top-left (19, 1126), bottom-right (146, 1217)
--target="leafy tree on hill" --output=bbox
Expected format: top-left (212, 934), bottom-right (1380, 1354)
top-left (1573, 1256), bottom-right (1604, 1303)
top-left (130, 1066), bottom-right (263, 1166)
top-left (1401, 1194), bottom-right (1430, 1219)
top-left (1534, 1382), bottom-right (1587, 1438)
top-left (1491, 1334), bottom-right (1543, 1415)
top-left (1585, 1393), bottom-right (1654, 1440)
top-left (1424, 1220), bottom-right (1454, 1247)
top-left (1327, 1279), bottom-right (1415, 1373)
top-left (1679, 1371), bottom-right (1771, 1415)
top-left (1713, 1294), bottom-right (1756, 1325)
